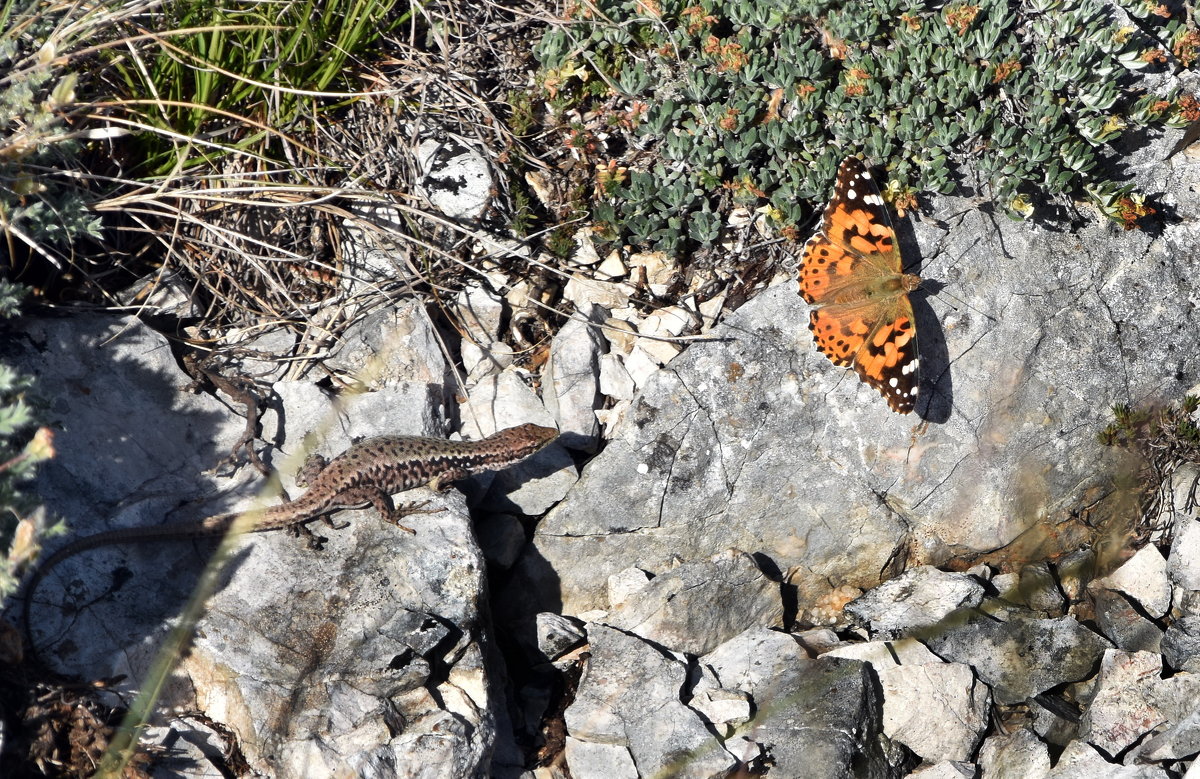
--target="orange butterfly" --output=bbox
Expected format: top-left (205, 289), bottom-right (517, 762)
top-left (798, 157), bottom-right (922, 414)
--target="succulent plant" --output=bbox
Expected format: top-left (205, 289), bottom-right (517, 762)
top-left (528, 0), bottom-right (1194, 252)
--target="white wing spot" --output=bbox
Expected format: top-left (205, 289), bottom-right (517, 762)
top-left (863, 194), bottom-right (884, 206)
top-left (846, 187), bottom-right (858, 200)
top-left (889, 377), bottom-right (899, 388)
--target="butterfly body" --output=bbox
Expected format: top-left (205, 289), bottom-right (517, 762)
top-left (798, 157), bottom-right (921, 414)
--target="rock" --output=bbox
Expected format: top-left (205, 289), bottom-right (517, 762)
top-left (908, 761), bottom-right (976, 778)
top-left (877, 662), bottom-right (990, 762)
top-left (794, 627), bottom-right (841, 655)
top-left (1091, 588), bottom-right (1162, 653)
top-left (476, 513), bottom-right (525, 569)
top-left (697, 627), bottom-right (895, 777)
top-left (604, 549), bottom-right (784, 656)
top-left (1170, 518), bottom-right (1200, 603)
top-left (844, 566), bottom-right (986, 635)
top-left (991, 572), bottom-right (1021, 602)
top-left (455, 274), bottom-right (512, 381)
top-left (515, 178), bottom-right (1200, 620)
top-left (1131, 706), bottom-right (1200, 763)
top-left (416, 135), bottom-right (493, 222)
top-left (977, 728), bottom-right (1050, 779)
top-left (1080, 649), bottom-right (1200, 756)
top-left (1056, 549), bottom-right (1097, 604)
top-left (923, 608), bottom-right (1111, 705)
top-left (5, 313), bottom-right (552, 776)
top-left (606, 567), bottom-right (652, 607)
top-left (324, 298), bottom-right (451, 389)
top-left (563, 738), bottom-right (639, 779)
top-left (823, 637), bottom-right (943, 668)
top-left (1020, 562), bottom-right (1065, 616)
top-left (564, 625), bottom-right (736, 778)
top-left (543, 308), bottom-right (605, 452)
top-left (1162, 616), bottom-right (1200, 673)
top-left (689, 687), bottom-right (753, 735)
top-left (535, 613), bottom-right (585, 662)
top-left (598, 353), bottom-right (637, 401)
top-left (1047, 739), bottom-right (1169, 778)
top-left (1091, 544), bottom-right (1171, 619)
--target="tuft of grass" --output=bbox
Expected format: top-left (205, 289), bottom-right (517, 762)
top-left (109, 0), bottom-right (411, 178)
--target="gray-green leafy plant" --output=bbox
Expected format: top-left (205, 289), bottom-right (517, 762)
top-left (532, 0), bottom-right (1196, 254)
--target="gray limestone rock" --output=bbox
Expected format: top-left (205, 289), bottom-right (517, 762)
top-left (978, 728), bottom-right (1050, 779)
top-left (1092, 588), bottom-right (1163, 654)
top-left (877, 662), bottom-right (991, 762)
top-left (1047, 740), bottom-right (1169, 778)
top-left (844, 565), bottom-right (986, 635)
top-left (416, 135), bottom-right (493, 222)
top-left (564, 624), bottom-right (736, 778)
top-left (5, 313), bottom-right (547, 777)
top-left (1091, 545), bottom-right (1172, 619)
top-left (1019, 562), bottom-right (1066, 616)
top-left (543, 306), bottom-right (606, 453)
top-left (923, 608), bottom-right (1111, 705)
top-left (1162, 616), bottom-right (1200, 673)
top-left (513, 152), bottom-right (1200, 621)
top-left (563, 738), bottom-right (639, 779)
top-left (698, 627), bottom-right (894, 777)
top-left (604, 548), bottom-right (784, 656)
top-left (1080, 649), bottom-right (1200, 757)
top-left (535, 612), bottom-right (586, 662)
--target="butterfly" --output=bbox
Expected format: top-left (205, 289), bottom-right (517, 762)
top-left (798, 157), bottom-right (922, 414)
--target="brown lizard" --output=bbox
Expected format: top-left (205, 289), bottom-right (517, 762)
top-left (20, 422), bottom-right (559, 664)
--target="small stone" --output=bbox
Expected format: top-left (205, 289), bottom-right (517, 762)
top-left (1048, 739), bottom-right (1169, 778)
top-left (535, 613), bottom-right (586, 662)
top-left (1081, 649), bottom-right (1200, 756)
top-left (823, 637), bottom-right (942, 668)
top-left (924, 609), bottom-right (1111, 705)
top-left (605, 550), bottom-right (783, 656)
top-left (598, 353), bottom-right (637, 401)
top-left (794, 628), bottom-right (839, 655)
top-left (877, 662), bottom-right (990, 762)
top-left (978, 728), bottom-right (1050, 779)
top-left (1091, 588), bottom-right (1162, 653)
top-left (416, 137), bottom-right (492, 222)
top-left (690, 687), bottom-right (753, 734)
top-left (1091, 544), bottom-right (1171, 618)
top-left (1169, 518), bottom-right (1200, 592)
top-left (563, 737), bottom-right (639, 779)
top-left (1056, 549), bottom-right (1097, 603)
top-left (1162, 616), bottom-right (1200, 672)
top-left (1020, 562), bottom-right (1065, 615)
top-left (565, 625), bottom-right (736, 777)
top-left (844, 566), bottom-right (986, 635)
top-left (607, 567), bottom-right (652, 608)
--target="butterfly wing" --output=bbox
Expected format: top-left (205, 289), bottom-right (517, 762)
top-left (798, 157), bottom-right (920, 414)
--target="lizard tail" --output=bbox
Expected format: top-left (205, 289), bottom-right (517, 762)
top-left (18, 514), bottom-right (238, 668)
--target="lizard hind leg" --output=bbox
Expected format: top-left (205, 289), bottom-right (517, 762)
top-left (336, 487), bottom-right (444, 534)
top-left (295, 453), bottom-right (330, 488)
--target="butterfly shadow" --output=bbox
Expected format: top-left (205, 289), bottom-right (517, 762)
top-left (895, 223), bottom-right (952, 424)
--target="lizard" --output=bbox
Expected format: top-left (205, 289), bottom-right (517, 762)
top-left (20, 422), bottom-right (560, 665)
